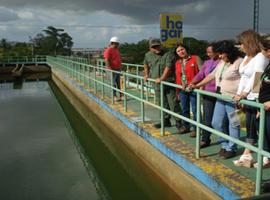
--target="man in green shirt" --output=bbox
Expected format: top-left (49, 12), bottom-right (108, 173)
top-left (143, 38), bottom-right (182, 129)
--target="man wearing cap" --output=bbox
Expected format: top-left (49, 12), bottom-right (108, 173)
top-left (104, 36), bottom-right (122, 101)
top-left (143, 38), bottom-right (182, 129)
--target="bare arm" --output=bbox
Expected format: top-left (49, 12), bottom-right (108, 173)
top-left (160, 67), bottom-right (170, 81)
top-left (144, 64), bottom-right (149, 81)
top-left (156, 67), bottom-right (171, 83)
top-left (196, 56), bottom-right (203, 70)
top-left (195, 73), bottom-right (215, 88)
top-left (105, 59), bottom-right (110, 68)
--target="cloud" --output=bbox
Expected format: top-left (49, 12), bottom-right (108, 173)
top-left (0, 0), bottom-right (269, 47)
top-left (0, 7), bottom-right (18, 22)
top-left (0, 0), bottom-right (230, 25)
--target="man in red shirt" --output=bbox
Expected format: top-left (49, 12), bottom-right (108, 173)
top-left (104, 36), bottom-right (122, 101)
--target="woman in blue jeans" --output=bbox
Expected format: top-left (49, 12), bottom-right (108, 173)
top-left (175, 43), bottom-right (202, 137)
top-left (195, 40), bottom-right (243, 159)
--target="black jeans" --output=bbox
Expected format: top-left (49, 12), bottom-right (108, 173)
top-left (201, 96), bottom-right (216, 144)
top-left (112, 71), bottom-right (121, 97)
top-left (263, 111), bottom-right (270, 152)
top-left (245, 105), bottom-right (259, 144)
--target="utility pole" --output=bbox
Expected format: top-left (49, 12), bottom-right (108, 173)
top-left (253, 0), bottom-right (259, 32)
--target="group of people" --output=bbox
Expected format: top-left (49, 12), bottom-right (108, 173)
top-left (104, 30), bottom-right (270, 168)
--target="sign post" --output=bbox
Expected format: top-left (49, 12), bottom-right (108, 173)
top-left (160, 13), bottom-right (183, 48)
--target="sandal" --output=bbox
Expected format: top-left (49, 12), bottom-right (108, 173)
top-left (254, 157), bottom-right (270, 168)
top-left (233, 154), bottom-right (254, 168)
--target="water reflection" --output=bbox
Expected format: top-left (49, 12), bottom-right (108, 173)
top-left (0, 78), bottom-right (103, 200)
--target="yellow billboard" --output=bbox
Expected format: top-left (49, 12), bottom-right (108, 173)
top-left (160, 13), bottom-right (183, 48)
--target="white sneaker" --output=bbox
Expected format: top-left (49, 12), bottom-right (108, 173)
top-left (233, 154), bottom-right (254, 168)
top-left (254, 157), bottom-right (270, 168)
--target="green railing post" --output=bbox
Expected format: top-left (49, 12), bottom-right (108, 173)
top-left (87, 65), bottom-right (90, 90)
top-left (145, 82), bottom-right (149, 102)
top-left (127, 65), bottom-right (130, 87)
top-left (72, 62), bottom-right (75, 80)
top-left (160, 82), bottom-right (164, 136)
top-left (94, 66), bottom-right (97, 94)
top-left (101, 68), bottom-right (104, 98)
top-left (196, 92), bottom-right (201, 159)
top-left (111, 71), bottom-right (114, 104)
top-left (123, 74), bottom-right (127, 112)
top-left (83, 64), bottom-right (86, 87)
top-left (255, 107), bottom-right (265, 195)
top-left (140, 79), bottom-right (145, 122)
top-left (76, 63), bottom-right (79, 82)
top-left (136, 66), bottom-right (139, 89)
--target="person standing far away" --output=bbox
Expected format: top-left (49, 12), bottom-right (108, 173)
top-left (143, 38), bottom-right (182, 130)
top-left (189, 42), bottom-right (220, 147)
top-left (104, 36), bottom-right (122, 101)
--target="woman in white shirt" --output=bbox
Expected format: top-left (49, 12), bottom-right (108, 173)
top-left (233, 30), bottom-right (269, 167)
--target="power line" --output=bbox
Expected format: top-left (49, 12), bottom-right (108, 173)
top-left (0, 24), bottom-right (270, 30)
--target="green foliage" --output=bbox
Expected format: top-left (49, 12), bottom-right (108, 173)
top-left (0, 39), bottom-right (32, 58)
top-left (31, 26), bottom-right (73, 56)
top-left (119, 39), bottom-right (149, 64)
top-left (183, 37), bottom-right (209, 60)
top-left (0, 26), bottom-right (73, 58)
top-left (118, 37), bottom-right (210, 65)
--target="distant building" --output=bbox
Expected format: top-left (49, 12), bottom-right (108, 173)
top-left (71, 48), bottom-right (103, 58)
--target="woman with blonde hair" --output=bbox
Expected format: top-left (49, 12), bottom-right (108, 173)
top-left (233, 30), bottom-right (269, 167)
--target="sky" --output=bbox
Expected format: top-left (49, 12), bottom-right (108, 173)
top-left (0, 0), bottom-right (269, 48)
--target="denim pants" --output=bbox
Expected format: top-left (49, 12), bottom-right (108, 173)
top-left (212, 100), bottom-right (240, 152)
top-left (245, 104), bottom-right (259, 144)
top-left (112, 71), bottom-right (121, 97)
top-left (179, 91), bottom-right (196, 129)
top-left (263, 111), bottom-right (270, 152)
top-left (201, 96), bottom-right (216, 144)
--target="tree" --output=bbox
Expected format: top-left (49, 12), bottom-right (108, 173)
top-left (58, 32), bottom-right (73, 55)
top-left (119, 39), bottom-right (149, 64)
top-left (183, 37), bottom-right (209, 61)
top-left (31, 26), bottom-right (73, 56)
top-left (0, 39), bottom-right (32, 58)
top-left (119, 37), bottom-right (209, 65)
top-left (43, 26), bottom-right (64, 55)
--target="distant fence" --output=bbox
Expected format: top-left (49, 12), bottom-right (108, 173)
top-left (0, 56), bottom-right (47, 65)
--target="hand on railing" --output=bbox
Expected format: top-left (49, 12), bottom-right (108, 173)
top-left (264, 101), bottom-right (270, 111)
top-left (233, 92), bottom-right (248, 103)
top-left (155, 78), bottom-right (161, 84)
top-left (144, 75), bottom-right (148, 82)
top-left (256, 111), bottom-right (260, 119)
top-left (186, 83), bottom-right (196, 92)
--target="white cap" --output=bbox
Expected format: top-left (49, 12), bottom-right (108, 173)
top-left (110, 36), bottom-right (119, 43)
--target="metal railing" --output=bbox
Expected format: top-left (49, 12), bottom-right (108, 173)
top-left (0, 55), bottom-right (47, 65)
top-left (48, 56), bottom-right (269, 196)
top-left (97, 58), bottom-right (145, 89)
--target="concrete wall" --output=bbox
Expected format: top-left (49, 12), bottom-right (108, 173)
top-left (52, 70), bottom-right (221, 200)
